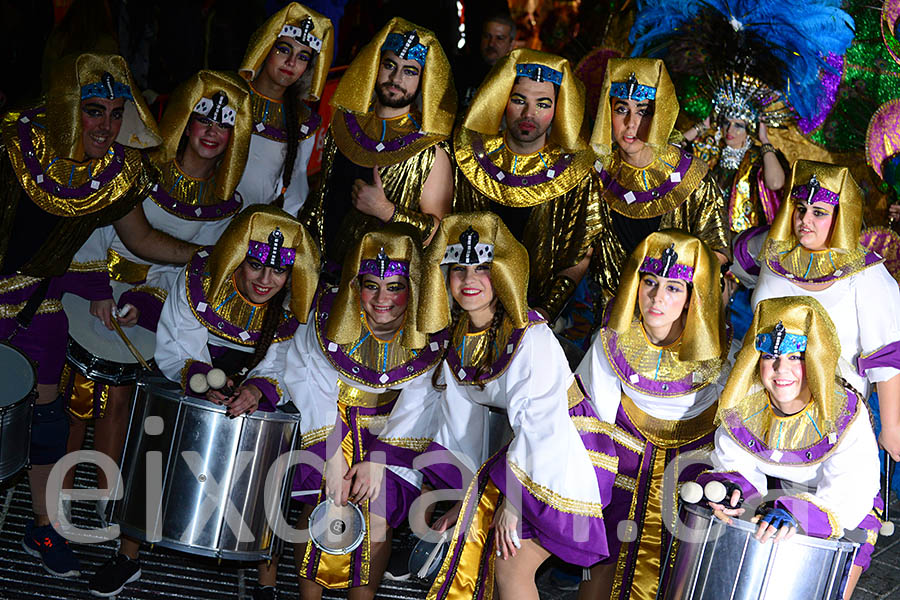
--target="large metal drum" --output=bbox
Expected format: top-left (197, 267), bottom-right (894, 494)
top-left (111, 376), bottom-right (300, 561)
top-left (662, 504), bottom-right (857, 600)
top-left (0, 343), bottom-right (36, 483)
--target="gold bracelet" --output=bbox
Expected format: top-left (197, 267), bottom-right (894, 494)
top-left (760, 143), bottom-right (776, 155)
top-left (538, 275), bottom-right (577, 323)
top-left (388, 205), bottom-right (434, 241)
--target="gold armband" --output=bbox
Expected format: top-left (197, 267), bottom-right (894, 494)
top-left (389, 205), bottom-right (434, 241)
top-left (539, 275), bottom-right (577, 323)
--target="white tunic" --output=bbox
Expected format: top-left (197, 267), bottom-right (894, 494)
top-left (236, 132), bottom-right (316, 216)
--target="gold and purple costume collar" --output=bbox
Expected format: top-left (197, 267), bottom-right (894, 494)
top-left (148, 160), bottom-right (242, 221)
top-left (248, 84), bottom-right (321, 143)
top-left (446, 311), bottom-right (544, 385)
top-left (330, 108), bottom-right (443, 168)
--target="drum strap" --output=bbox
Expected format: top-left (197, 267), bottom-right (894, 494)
top-left (14, 278), bottom-right (50, 330)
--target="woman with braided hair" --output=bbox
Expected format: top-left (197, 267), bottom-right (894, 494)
top-left (236, 3), bottom-right (334, 215)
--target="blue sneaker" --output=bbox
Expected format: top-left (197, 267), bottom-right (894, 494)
top-left (22, 520), bottom-right (81, 577)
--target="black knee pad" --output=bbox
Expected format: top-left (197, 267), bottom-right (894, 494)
top-left (30, 395), bottom-right (70, 465)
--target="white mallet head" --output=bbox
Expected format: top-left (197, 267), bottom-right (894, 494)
top-left (680, 481), bottom-right (703, 504)
top-left (704, 480), bottom-right (727, 504)
top-left (206, 368), bottom-right (228, 390)
top-left (882, 521), bottom-right (895, 537)
top-left (189, 373), bottom-right (210, 394)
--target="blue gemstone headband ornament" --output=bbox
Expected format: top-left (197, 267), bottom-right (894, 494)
top-left (359, 248), bottom-right (410, 279)
top-left (193, 91), bottom-right (235, 126)
top-left (609, 72), bottom-right (656, 102)
top-left (790, 173), bottom-right (839, 206)
top-left (639, 244), bottom-right (694, 282)
top-left (80, 71), bottom-right (133, 102)
top-left (442, 227), bottom-right (495, 265)
top-left (755, 321), bottom-right (808, 356)
top-left (515, 63), bottom-right (564, 86)
top-left (280, 18), bottom-right (322, 53)
top-left (381, 30), bottom-right (428, 67)
top-left (247, 227), bottom-right (295, 268)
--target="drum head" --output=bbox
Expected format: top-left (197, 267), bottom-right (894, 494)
top-left (408, 534), bottom-right (449, 582)
top-left (62, 292), bottom-right (155, 363)
top-left (0, 344), bottom-right (36, 407)
top-left (308, 500), bottom-right (366, 555)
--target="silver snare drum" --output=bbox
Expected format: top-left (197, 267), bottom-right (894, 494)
top-left (111, 376), bottom-right (300, 561)
top-left (309, 499), bottom-right (366, 555)
top-left (662, 504), bottom-right (857, 600)
top-left (0, 343), bottom-right (36, 483)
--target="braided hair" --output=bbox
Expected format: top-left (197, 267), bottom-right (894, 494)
top-left (275, 55), bottom-right (317, 211)
top-left (432, 301), bottom-right (508, 391)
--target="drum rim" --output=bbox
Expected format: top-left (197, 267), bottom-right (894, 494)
top-left (308, 500), bottom-right (366, 555)
top-left (409, 536), bottom-right (449, 578)
top-left (136, 377), bottom-right (301, 423)
top-left (683, 503), bottom-right (858, 550)
top-left (61, 292), bottom-right (155, 362)
top-left (0, 341), bottom-right (38, 408)
top-left (67, 334), bottom-right (143, 369)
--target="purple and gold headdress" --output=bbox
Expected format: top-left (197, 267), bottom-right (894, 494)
top-left (639, 244), bottom-right (694, 281)
top-left (247, 227), bottom-right (296, 268)
top-left (359, 248), bottom-right (410, 279)
top-left (790, 173), bottom-right (839, 206)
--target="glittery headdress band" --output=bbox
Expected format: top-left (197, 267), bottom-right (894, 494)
top-left (441, 226), bottom-right (495, 265)
top-left (381, 31), bottom-right (428, 67)
top-left (609, 72), bottom-right (656, 102)
top-left (192, 91), bottom-right (236, 126)
top-left (755, 321), bottom-right (808, 356)
top-left (515, 63), bottom-right (563, 86)
top-left (790, 173), bottom-right (839, 206)
top-left (80, 71), bottom-right (134, 101)
top-left (639, 244), bottom-right (695, 281)
top-left (247, 227), bottom-right (296, 268)
top-left (280, 17), bottom-right (323, 52)
top-left (359, 248), bottom-right (410, 279)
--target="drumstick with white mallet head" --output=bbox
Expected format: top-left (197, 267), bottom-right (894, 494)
top-left (188, 368), bottom-right (235, 397)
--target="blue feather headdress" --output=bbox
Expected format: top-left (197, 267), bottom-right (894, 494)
top-left (629, 0), bottom-right (855, 123)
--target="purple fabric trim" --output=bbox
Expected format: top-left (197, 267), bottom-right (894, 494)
top-left (253, 109), bottom-right (321, 142)
top-left (243, 376), bottom-right (278, 412)
top-left (639, 257), bottom-right (694, 281)
top-left (186, 248), bottom-right (299, 345)
top-left (118, 288), bottom-right (163, 331)
top-left (569, 393), bottom-right (618, 497)
top-left (366, 438), bottom-right (421, 472)
top-left (343, 111), bottom-right (424, 153)
top-left (246, 240), bottom-right (295, 266)
top-left (733, 226), bottom-right (767, 277)
top-left (149, 180), bottom-right (241, 221)
top-left (418, 441), bottom-right (473, 492)
top-left (723, 391), bottom-right (859, 464)
top-left (854, 501), bottom-right (883, 571)
top-left (774, 496), bottom-right (834, 538)
top-left (857, 341), bottom-right (900, 377)
top-left (790, 183), bottom-right (839, 206)
top-left (598, 149), bottom-right (692, 204)
top-left (445, 311), bottom-right (545, 384)
top-left (604, 329), bottom-right (695, 396)
top-left (371, 470), bottom-right (419, 529)
top-left (695, 470), bottom-right (762, 503)
top-left (358, 259), bottom-right (409, 279)
top-left (16, 107), bottom-right (127, 199)
top-left (315, 286), bottom-right (448, 386)
top-left (56, 271), bottom-right (113, 302)
top-left (768, 251), bottom-right (882, 284)
top-left (469, 133), bottom-right (576, 187)
top-left (184, 360), bottom-right (213, 397)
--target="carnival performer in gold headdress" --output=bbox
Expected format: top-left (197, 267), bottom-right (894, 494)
top-left (752, 160), bottom-right (900, 463)
top-left (589, 58), bottom-right (729, 303)
top-left (453, 48), bottom-right (601, 321)
top-left (58, 68), bottom-right (252, 545)
top-left (246, 224), bottom-right (448, 600)
top-left (236, 2), bottom-right (334, 214)
top-left (88, 205), bottom-right (319, 598)
top-left (300, 17), bottom-right (455, 267)
top-left (576, 230), bottom-right (729, 600)
top-left (1, 52), bottom-right (198, 578)
top-left (692, 297), bottom-right (881, 600)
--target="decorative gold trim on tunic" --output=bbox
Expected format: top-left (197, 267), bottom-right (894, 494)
top-left (336, 381), bottom-right (400, 409)
top-left (378, 437), bottom-right (431, 453)
top-left (508, 461), bottom-right (604, 516)
top-left (614, 473), bottom-right (637, 492)
top-left (795, 492), bottom-right (842, 537)
top-left (619, 392), bottom-right (718, 449)
top-left (331, 109), bottom-right (445, 168)
top-left (128, 285), bottom-right (167, 303)
top-left (301, 426), bottom-right (332, 450)
top-left (68, 259), bottom-right (107, 273)
top-left (588, 450), bottom-right (619, 473)
top-left (571, 416), bottom-right (645, 454)
top-left (107, 249), bottom-right (149, 283)
top-left (0, 275), bottom-right (42, 294)
top-left (0, 298), bottom-right (63, 319)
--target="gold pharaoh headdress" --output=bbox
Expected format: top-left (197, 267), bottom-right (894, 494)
top-left (329, 17), bottom-right (456, 138)
top-left (152, 70), bottom-right (252, 201)
top-left (590, 58), bottom-right (678, 162)
top-left (718, 296), bottom-right (842, 433)
top-left (46, 53), bottom-right (161, 160)
top-left (238, 2), bottom-right (334, 101)
top-left (608, 230), bottom-right (725, 363)
top-left (327, 224), bottom-right (440, 349)
top-left (420, 212), bottom-right (531, 330)
top-left (463, 48), bottom-right (587, 152)
top-left (206, 205), bottom-right (319, 322)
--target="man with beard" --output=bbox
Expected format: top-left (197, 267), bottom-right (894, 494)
top-left (300, 17), bottom-right (455, 268)
top-left (453, 48), bottom-right (601, 322)
top-left (454, 14), bottom-right (517, 108)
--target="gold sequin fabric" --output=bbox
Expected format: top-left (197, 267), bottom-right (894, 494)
top-left (152, 160), bottom-right (223, 209)
top-left (764, 240), bottom-right (874, 283)
top-left (336, 311), bottom-right (420, 375)
top-left (198, 275), bottom-right (284, 345)
top-left (330, 108), bottom-right (446, 168)
top-left (450, 312), bottom-right (515, 370)
top-left (248, 85), bottom-right (318, 142)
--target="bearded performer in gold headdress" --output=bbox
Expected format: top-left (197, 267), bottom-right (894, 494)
top-left (0, 53), bottom-right (198, 578)
top-left (589, 58), bottom-right (729, 303)
top-left (299, 17), bottom-right (455, 267)
top-left (452, 49), bottom-right (601, 321)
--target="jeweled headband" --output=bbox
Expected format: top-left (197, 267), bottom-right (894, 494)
top-left (755, 321), bottom-right (808, 356)
top-left (639, 244), bottom-right (694, 281)
top-left (359, 248), bottom-right (410, 279)
top-left (381, 30), bottom-right (428, 67)
top-left (247, 227), bottom-right (295, 268)
top-left (515, 63), bottom-right (563, 86)
top-left (442, 227), bottom-right (495, 265)
top-left (280, 18), bottom-right (323, 52)
top-left (80, 71), bottom-right (133, 102)
top-left (790, 173), bottom-right (840, 206)
top-left (610, 72), bottom-right (656, 102)
top-left (193, 91), bottom-right (236, 126)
